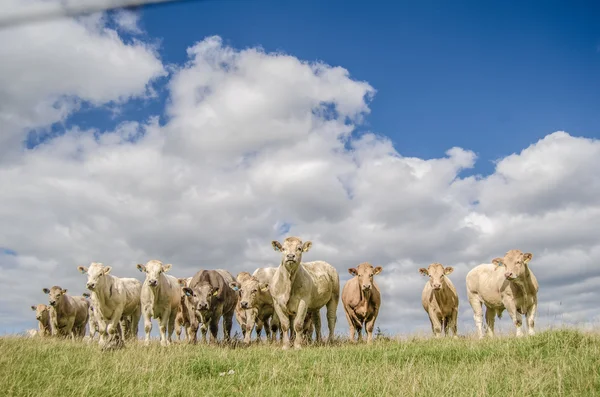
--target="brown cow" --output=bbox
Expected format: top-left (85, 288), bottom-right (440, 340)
top-left (181, 269), bottom-right (237, 344)
top-left (466, 249), bottom-right (538, 338)
top-left (30, 304), bottom-right (52, 337)
top-left (42, 286), bottom-right (89, 339)
top-left (419, 263), bottom-right (459, 338)
top-left (174, 277), bottom-right (192, 342)
top-left (342, 262), bottom-right (382, 343)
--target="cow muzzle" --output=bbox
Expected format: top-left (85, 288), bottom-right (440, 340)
top-left (362, 284), bottom-right (372, 291)
top-left (49, 301), bottom-right (56, 306)
top-left (198, 303), bottom-right (209, 310)
top-left (504, 272), bottom-right (516, 280)
top-left (240, 301), bottom-right (249, 309)
top-left (86, 283), bottom-right (96, 290)
top-left (149, 279), bottom-right (158, 287)
top-left (432, 284), bottom-right (442, 290)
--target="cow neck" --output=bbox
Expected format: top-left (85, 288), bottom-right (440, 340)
top-left (356, 285), bottom-right (371, 313)
top-left (432, 279), bottom-right (450, 304)
top-left (275, 261), bottom-right (299, 311)
top-left (94, 274), bottom-right (114, 310)
top-left (148, 274), bottom-right (165, 305)
top-left (57, 294), bottom-right (72, 316)
top-left (512, 267), bottom-right (536, 299)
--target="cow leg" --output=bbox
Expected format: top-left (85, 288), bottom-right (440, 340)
top-left (143, 307), bottom-right (153, 346)
top-left (503, 298), bottom-right (523, 337)
top-left (485, 307), bottom-right (496, 337)
top-left (158, 312), bottom-right (170, 347)
top-left (175, 319), bottom-right (182, 341)
top-left (224, 311), bottom-right (234, 343)
top-left (293, 301), bottom-right (308, 350)
top-left (168, 309), bottom-right (177, 345)
top-left (188, 324), bottom-right (198, 344)
top-left (244, 309), bottom-right (256, 344)
top-left (273, 304), bottom-right (291, 350)
top-left (200, 323), bottom-right (208, 344)
top-left (468, 293), bottom-right (485, 339)
top-left (365, 308), bottom-right (379, 344)
top-left (311, 310), bottom-right (321, 344)
top-left (131, 307), bottom-right (141, 340)
top-left (255, 318), bottom-right (264, 342)
top-left (429, 311), bottom-right (442, 338)
top-left (526, 303), bottom-right (537, 336)
top-left (344, 308), bottom-right (357, 342)
top-left (208, 317), bottom-right (219, 344)
top-left (325, 296), bottom-right (338, 344)
top-left (450, 309), bottom-right (458, 338)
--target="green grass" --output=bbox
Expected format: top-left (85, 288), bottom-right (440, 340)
top-left (2, 330), bottom-right (600, 396)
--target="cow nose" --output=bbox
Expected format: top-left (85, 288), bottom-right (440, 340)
top-left (241, 301), bottom-right (249, 309)
top-left (432, 284), bottom-right (441, 289)
top-left (504, 272), bottom-right (513, 279)
top-left (49, 301), bottom-right (56, 306)
top-left (199, 303), bottom-right (208, 310)
top-left (149, 280), bottom-right (158, 287)
top-left (286, 254), bottom-right (295, 260)
top-left (86, 283), bottom-right (95, 290)
top-left (362, 284), bottom-right (371, 290)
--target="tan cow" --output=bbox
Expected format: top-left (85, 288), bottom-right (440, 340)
top-left (174, 277), bottom-right (192, 342)
top-left (82, 292), bottom-right (99, 339)
top-left (136, 260), bottom-right (182, 346)
top-left (419, 263), bottom-right (459, 338)
top-left (77, 262), bottom-right (142, 349)
top-left (42, 286), bottom-right (89, 339)
top-left (231, 272), bottom-right (274, 344)
top-left (30, 304), bottom-right (52, 337)
top-left (466, 250), bottom-right (538, 338)
top-left (270, 237), bottom-right (340, 350)
top-left (342, 262), bottom-right (383, 343)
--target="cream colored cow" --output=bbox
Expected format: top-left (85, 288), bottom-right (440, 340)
top-left (418, 263), bottom-right (458, 338)
top-left (136, 260), bottom-right (182, 346)
top-left (231, 272), bottom-right (273, 344)
top-left (270, 237), bottom-right (340, 350)
top-left (30, 304), bottom-right (52, 337)
top-left (42, 286), bottom-right (89, 339)
top-left (82, 292), bottom-right (99, 339)
top-left (466, 249), bottom-right (538, 338)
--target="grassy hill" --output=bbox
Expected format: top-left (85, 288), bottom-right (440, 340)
top-left (1, 329), bottom-right (599, 396)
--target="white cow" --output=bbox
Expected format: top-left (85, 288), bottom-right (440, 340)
top-left (136, 260), bottom-right (182, 346)
top-left (82, 292), bottom-right (99, 340)
top-left (270, 236), bottom-right (340, 350)
top-left (77, 262), bottom-right (142, 349)
top-left (466, 249), bottom-right (538, 338)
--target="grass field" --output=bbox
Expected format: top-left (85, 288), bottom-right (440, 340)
top-left (2, 329), bottom-right (599, 396)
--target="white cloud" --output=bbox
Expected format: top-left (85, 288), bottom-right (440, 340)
top-left (1, 20), bottom-right (599, 339)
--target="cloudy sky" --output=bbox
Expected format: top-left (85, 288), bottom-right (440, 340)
top-left (1, 0), bottom-right (599, 337)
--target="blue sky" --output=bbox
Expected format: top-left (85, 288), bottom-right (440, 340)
top-left (64, 0), bottom-right (600, 176)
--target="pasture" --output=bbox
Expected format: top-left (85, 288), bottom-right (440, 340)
top-left (2, 329), bottom-right (599, 396)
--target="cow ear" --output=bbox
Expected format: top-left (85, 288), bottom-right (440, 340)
top-left (492, 258), bottom-right (503, 267)
top-left (418, 268), bottom-right (429, 276)
top-left (302, 241), bottom-right (312, 252)
top-left (444, 266), bottom-right (454, 275)
top-left (373, 266), bottom-right (383, 275)
top-left (31, 305), bottom-right (36, 311)
top-left (183, 287), bottom-right (193, 297)
top-left (229, 282), bottom-right (240, 292)
top-left (104, 266), bottom-right (112, 275)
top-left (348, 268), bottom-right (358, 276)
top-left (523, 253), bottom-right (533, 263)
top-left (177, 278), bottom-right (188, 287)
top-left (77, 266), bottom-right (88, 274)
top-left (212, 287), bottom-right (220, 296)
top-left (163, 263), bottom-right (172, 273)
top-left (42, 288), bottom-right (50, 294)
top-left (82, 292), bottom-right (90, 298)
top-left (136, 264), bottom-right (146, 273)
top-left (62, 289), bottom-right (68, 294)
top-left (272, 240), bottom-right (283, 252)
top-left (259, 282), bottom-right (269, 292)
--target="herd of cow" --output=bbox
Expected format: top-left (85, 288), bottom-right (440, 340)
top-left (29, 236), bottom-right (539, 350)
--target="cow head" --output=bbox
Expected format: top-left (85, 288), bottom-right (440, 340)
top-left (419, 263), bottom-right (454, 290)
top-left (492, 250), bottom-right (533, 281)
top-left (272, 236), bottom-right (312, 269)
top-left (42, 286), bottom-right (67, 307)
top-left (77, 262), bottom-right (111, 291)
top-left (348, 262), bottom-right (382, 292)
top-left (31, 304), bottom-right (49, 321)
top-left (182, 284), bottom-right (219, 313)
top-left (137, 260), bottom-right (172, 288)
top-left (230, 272), bottom-right (269, 310)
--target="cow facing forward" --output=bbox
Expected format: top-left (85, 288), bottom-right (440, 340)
top-left (42, 286), bottom-right (89, 339)
top-left (231, 271), bottom-right (274, 344)
top-left (342, 262), bottom-right (382, 343)
top-left (270, 237), bottom-right (340, 350)
top-left (466, 250), bottom-right (538, 338)
top-left (82, 292), bottom-right (99, 340)
top-left (418, 263), bottom-right (459, 338)
top-left (137, 260), bottom-right (181, 346)
top-left (77, 262), bottom-right (142, 349)
top-left (30, 304), bottom-right (52, 337)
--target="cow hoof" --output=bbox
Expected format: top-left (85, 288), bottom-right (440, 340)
top-left (282, 344), bottom-right (290, 351)
top-left (294, 344), bottom-right (302, 350)
top-left (160, 340), bottom-right (169, 347)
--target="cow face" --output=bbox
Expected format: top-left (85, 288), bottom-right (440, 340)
top-left (77, 262), bottom-right (111, 291)
top-left (182, 284), bottom-right (219, 313)
top-left (272, 237), bottom-right (312, 269)
top-left (419, 263), bottom-right (454, 290)
top-left (42, 286), bottom-right (67, 307)
top-left (348, 262), bottom-right (382, 292)
top-left (493, 250), bottom-right (533, 280)
top-left (31, 304), bottom-right (49, 321)
top-left (137, 260), bottom-right (172, 288)
top-left (230, 276), bottom-right (269, 310)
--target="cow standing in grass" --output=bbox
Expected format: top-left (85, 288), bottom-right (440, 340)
top-left (419, 263), bottom-right (459, 338)
top-left (42, 286), bottom-right (89, 339)
top-left (174, 277), bottom-right (192, 342)
top-left (77, 262), bottom-right (142, 349)
top-left (466, 249), bottom-right (538, 338)
top-left (30, 304), bottom-right (52, 337)
top-left (270, 237), bottom-right (340, 350)
top-left (231, 271), bottom-right (274, 344)
top-left (137, 260), bottom-right (182, 346)
top-left (342, 262), bottom-right (383, 343)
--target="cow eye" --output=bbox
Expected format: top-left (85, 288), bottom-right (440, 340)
top-left (252, 289), bottom-right (257, 293)
top-left (297, 247), bottom-right (302, 251)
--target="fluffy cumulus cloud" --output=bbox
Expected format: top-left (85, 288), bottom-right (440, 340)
top-left (1, 4), bottom-right (599, 337)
